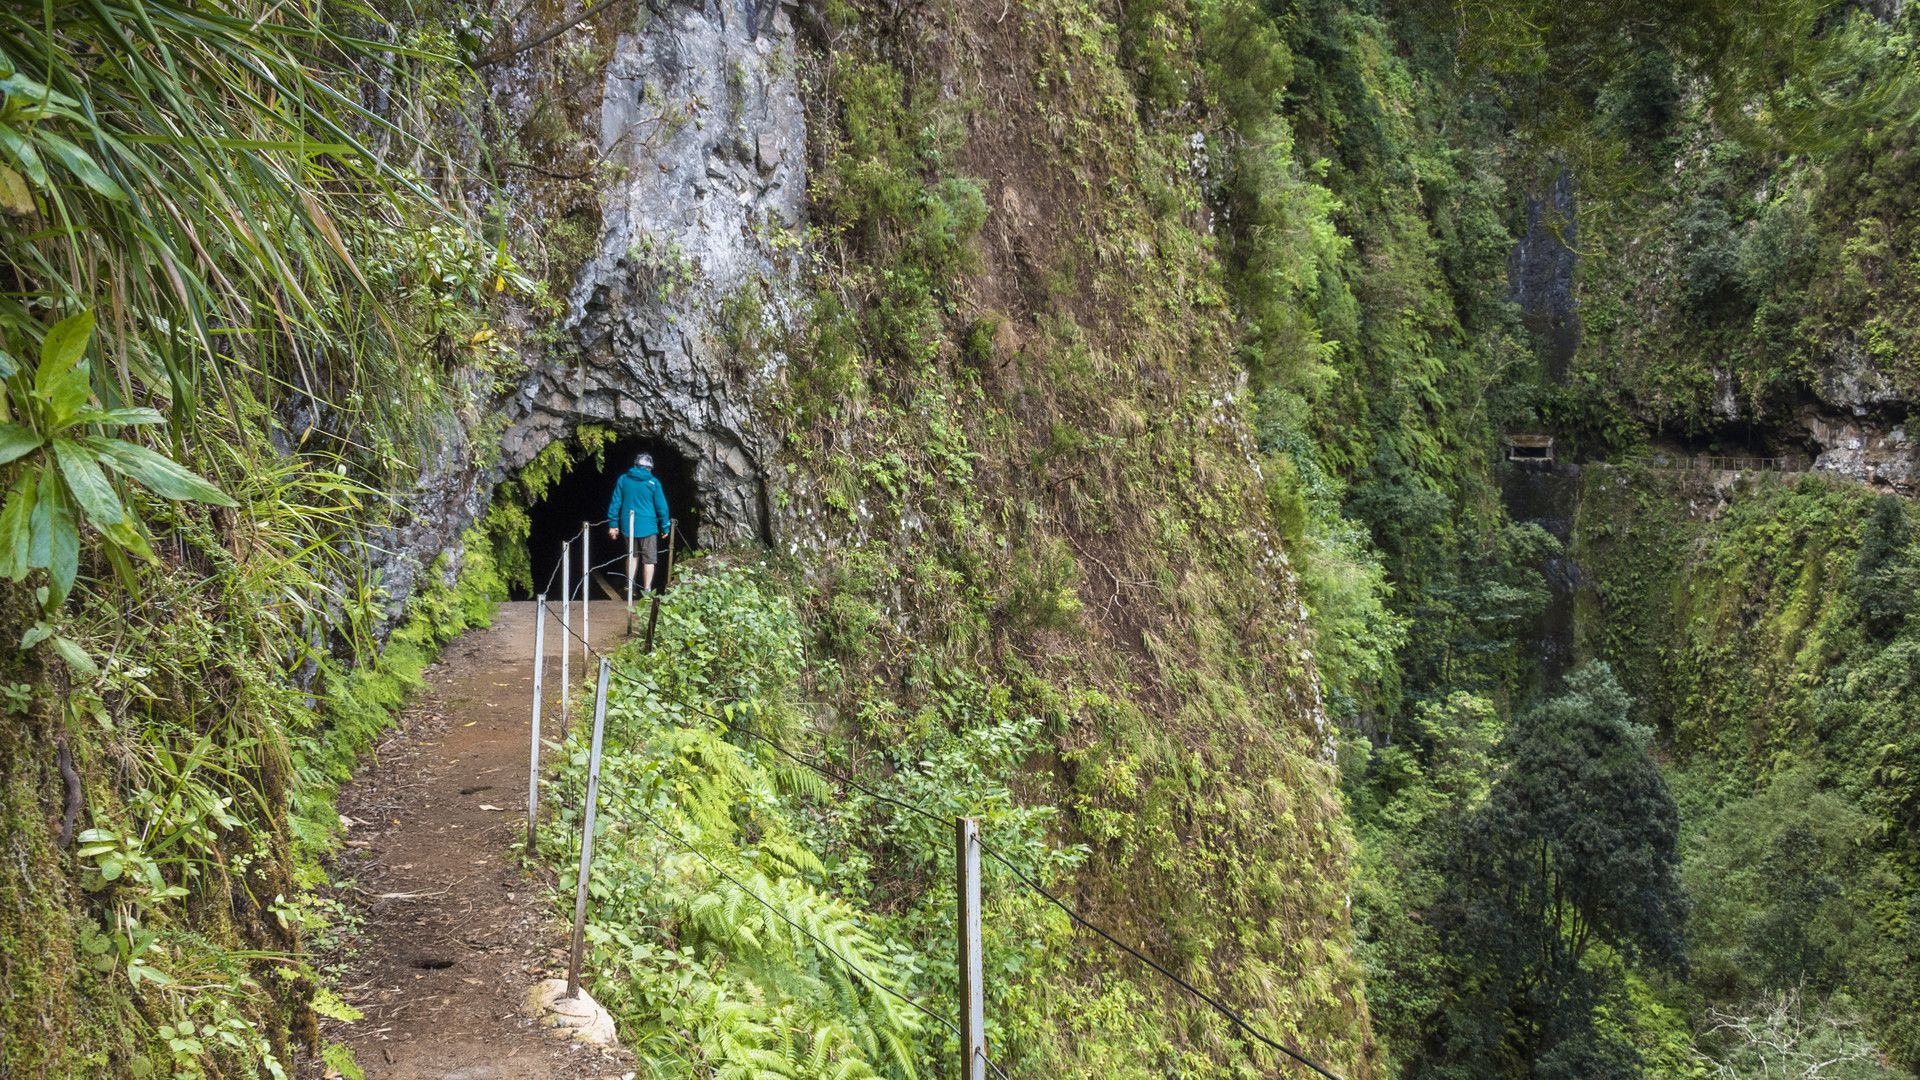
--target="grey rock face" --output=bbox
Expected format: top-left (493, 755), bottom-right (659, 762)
top-left (495, 0), bottom-right (807, 548)
top-left (1508, 171), bottom-right (1581, 379)
top-left (1804, 412), bottom-right (1917, 494)
top-left (1814, 338), bottom-right (1904, 415)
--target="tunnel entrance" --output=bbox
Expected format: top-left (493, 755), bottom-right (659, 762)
top-left (516, 436), bottom-right (702, 601)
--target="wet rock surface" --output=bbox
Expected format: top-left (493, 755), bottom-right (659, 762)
top-left (495, 0), bottom-right (808, 547)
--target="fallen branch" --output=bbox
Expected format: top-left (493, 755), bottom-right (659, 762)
top-left (474, 0), bottom-right (632, 68)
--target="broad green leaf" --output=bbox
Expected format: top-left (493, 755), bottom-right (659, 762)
top-left (70, 407), bottom-right (163, 427)
top-left (51, 637), bottom-right (97, 676)
top-left (0, 121), bottom-right (46, 186)
top-left (35, 131), bottom-right (127, 200)
top-left (97, 516), bottom-right (155, 564)
top-left (86, 437), bottom-right (236, 506)
top-left (52, 439), bottom-right (123, 527)
top-left (0, 73), bottom-right (80, 110)
top-left (36, 310), bottom-right (93, 424)
top-left (26, 466), bottom-right (52, 568)
top-left (0, 471), bottom-right (35, 578)
top-left (19, 622), bottom-right (50, 649)
top-left (126, 964), bottom-right (174, 989)
top-left (0, 348), bottom-right (15, 377)
top-left (101, 533), bottom-right (142, 594)
top-left (0, 421), bottom-right (40, 465)
top-left (44, 479), bottom-right (77, 611)
top-left (98, 855), bottom-right (123, 881)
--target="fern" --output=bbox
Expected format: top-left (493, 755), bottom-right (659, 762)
top-left (548, 578), bottom-right (927, 1078)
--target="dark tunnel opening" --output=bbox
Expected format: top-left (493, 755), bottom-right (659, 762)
top-left (515, 436), bottom-right (702, 601)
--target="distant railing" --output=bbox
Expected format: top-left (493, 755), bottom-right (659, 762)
top-left (1646, 456), bottom-right (1808, 473)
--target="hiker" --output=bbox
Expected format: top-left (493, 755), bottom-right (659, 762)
top-left (607, 452), bottom-right (671, 592)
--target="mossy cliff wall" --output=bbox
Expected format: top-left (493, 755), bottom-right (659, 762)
top-left (478, 0), bottom-right (1379, 1071)
top-left (3, 0), bottom-right (1380, 1076)
top-left (1571, 468), bottom-right (1920, 1066)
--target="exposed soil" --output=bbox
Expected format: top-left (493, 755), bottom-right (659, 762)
top-left (312, 601), bottom-right (632, 1080)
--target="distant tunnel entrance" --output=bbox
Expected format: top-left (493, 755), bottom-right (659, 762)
top-left (516, 436), bottom-right (702, 601)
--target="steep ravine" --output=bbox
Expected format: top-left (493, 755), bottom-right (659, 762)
top-left (11, 0), bottom-right (1920, 1076)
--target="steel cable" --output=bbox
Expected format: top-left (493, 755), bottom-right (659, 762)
top-left (543, 612), bottom-right (952, 831)
top-left (536, 599), bottom-right (1343, 1080)
top-left (974, 838), bottom-right (1341, 1080)
top-left (595, 785), bottom-right (962, 1041)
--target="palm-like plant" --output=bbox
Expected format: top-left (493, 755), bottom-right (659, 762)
top-left (0, 0), bottom-right (496, 613)
top-left (0, 309), bottom-right (234, 609)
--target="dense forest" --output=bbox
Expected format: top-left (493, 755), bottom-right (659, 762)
top-left (0, 0), bottom-right (1915, 1076)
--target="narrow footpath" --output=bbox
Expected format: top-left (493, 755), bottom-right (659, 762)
top-left (314, 601), bottom-right (630, 1080)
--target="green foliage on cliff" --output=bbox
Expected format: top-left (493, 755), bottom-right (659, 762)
top-left (738, 0), bottom-right (1382, 1071)
top-left (1575, 473), bottom-right (1920, 1071)
top-left (1423, 664), bottom-right (1686, 1079)
top-left (547, 568), bottom-right (1085, 1079)
top-left (0, 2), bottom-right (523, 1074)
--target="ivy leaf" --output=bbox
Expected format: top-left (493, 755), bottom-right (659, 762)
top-left (0, 421), bottom-right (40, 465)
top-left (52, 438), bottom-right (124, 527)
top-left (84, 436), bottom-right (235, 505)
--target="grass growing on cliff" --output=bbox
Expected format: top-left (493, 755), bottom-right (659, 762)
top-left (729, 0), bottom-right (1381, 1072)
top-left (0, 3), bottom-right (526, 1074)
top-left (1575, 471), bottom-right (1920, 1071)
top-left (547, 566), bottom-right (1085, 1079)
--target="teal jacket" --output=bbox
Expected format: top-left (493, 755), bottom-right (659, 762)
top-left (608, 466), bottom-right (669, 535)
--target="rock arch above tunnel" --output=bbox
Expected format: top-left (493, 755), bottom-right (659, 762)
top-left (492, 0), bottom-right (804, 552)
top-left (496, 374), bottom-right (766, 548)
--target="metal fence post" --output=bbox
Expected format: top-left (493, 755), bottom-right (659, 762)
top-left (527, 595), bottom-right (547, 856)
top-left (581, 521), bottom-right (590, 676)
top-left (958, 817), bottom-right (985, 1080)
top-left (566, 658), bottom-right (612, 999)
top-left (560, 542), bottom-right (571, 731)
top-left (644, 519), bottom-right (674, 654)
top-left (625, 510), bottom-right (635, 609)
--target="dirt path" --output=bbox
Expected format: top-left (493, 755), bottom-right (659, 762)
top-left (316, 601), bottom-right (632, 1080)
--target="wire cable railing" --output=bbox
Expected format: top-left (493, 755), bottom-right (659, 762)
top-left (533, 601), bottom-right (1347, 1080)
top-left (596, 784), bottom-right (968, 1044)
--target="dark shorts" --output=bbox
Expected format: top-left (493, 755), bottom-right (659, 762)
top-left (630, 532), bottom-right (658, 565)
